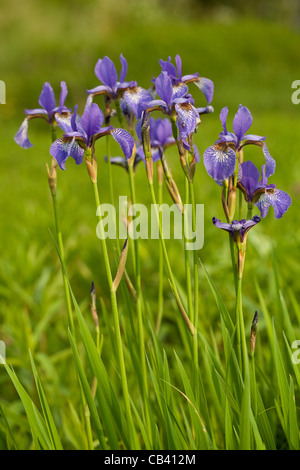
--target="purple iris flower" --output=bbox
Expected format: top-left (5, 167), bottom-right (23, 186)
top-left (212, 215), bottom-right (261, 243)
top-left (50, 102), bottom-right (134, 170)
top-left (141, 71), bottom-right (202, 144)
top-left (158, 54), bottom-right (214, 105)
top-left (203, 105), bottom-right (276, 183)
top-left (14, 81), bottom-right (70, 149)
top-left (238, 160), bottom-right (291, 219)
top-left (86, 54), bottom-right (152, 119)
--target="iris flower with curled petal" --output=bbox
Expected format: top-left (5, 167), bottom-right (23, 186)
top-left (212, 215), bottom-right (261, 243)
top-left (158, 54), bottom-right (214, 105)
top-left (238, 160), bottom-right (291, 219)
top-left (14, 81), bottom-right (70, 149)
top-left (140, 71), bottom-right (205, 144)
top-left (87, 54), bottom-right (153, 119)
top-left (50, 102), bottom-right (134, 170)
top-left (204, 105), bottom-right (276, 183)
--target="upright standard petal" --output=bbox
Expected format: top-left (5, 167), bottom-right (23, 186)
top-left (119, 54), bottom-right (128, 83)
top-left (232, 105), bottom-right (253, 143)
top-left (175, 55), bottom-right (182, 81)
top-left (95, 56), bottom-right (118, 89)
top-left (159, 57), bottom-right (177, 81)
top-left (220, 107), bottom-right (228, 134)
top-left (39, 82), bottom-right (56, 117)
top-left (14, 118), bottom-right (33, 149)
top-left (155, 71), bottom-right (173, 106)
top-left (80, 103), bottom-right (104, 143)
top-left (203, 145), bottom-right (236, 182)
top-left (58, 81), bottom-right (68, 112)
top-left (111, 128), bottom-right (135, 160)
top-left (239, 160), bottom-right (260, 200)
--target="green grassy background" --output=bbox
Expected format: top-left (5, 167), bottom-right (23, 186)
top-left (0, 0), bottom-right (300, 449)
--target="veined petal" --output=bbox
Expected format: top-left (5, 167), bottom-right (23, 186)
top-left (123, 86), bottom-right (153, 119)
top-left (192, 77), bottom-right (214, 104)
top-left (155, 71), bottom-right (173, 106)
top-left (263, 143), bottom-right (276, 178)
top-left (39, 82), bottom-right (56, 116)
top-left (175, 102), bottom-right (199, 138)
top-left (172, 82), bottom-right (189, 101)
top-left (232, 105), bottom-right (253, 143)
top-left (50, 138), bottom-right (71, 170)
top-left (119, 54), bottom-right (128, 83)
top-left (69, 138), bottom-right (84, 165)
top-left (203, 145), bottom-right (236, 182)
top-left (14, 118), bottom-right (33, 149)
top-left (255, 188), bottom-right (291, 219)
top-left (111, 128), bottom-right (135, 160)
top-left (95, 56), bottom-right (118, 89)
top-left (54, 113), bottom-right (73, 133)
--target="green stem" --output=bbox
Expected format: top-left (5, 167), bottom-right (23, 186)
top-left (247, 203), bottom-right (253, 220)
top-left (155, 163), bottom-right (164, 333)
top-left (184, 175), bottom-right (194, 323)
top-left (127, 164), bottom-right (148, 401)
top-left (148, 180), bottom-right (196, 336)
top-left (188, 181), bottom-right (199, 394)
top-left (115, 99), bottom-right (124, 127)
top-left (92, 179), bottom-right (137, 448)
top-left (51, 192), bottom-right (75, 336)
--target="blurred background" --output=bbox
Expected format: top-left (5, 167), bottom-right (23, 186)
top-left (0, 0), bottom-right (300, 387)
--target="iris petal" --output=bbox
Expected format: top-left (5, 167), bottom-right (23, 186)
top-left (256, 188), bottom-right (291, 219)
top-left (14, 118), bottom-right (33, 149)
top-left (111, 128), bottom-right (135, 160)
top-left (155, 71), bottom-right (173, 106)
top-left (192, 77), bottom-right (214, 104)
top-left (95, 56), bottom-right (118, 89)
top-left (50, 138), bottom-right (71, 170)
top-left (203, 145), bottom-right (236, 182)
top-left (232, 105), bottom-right (253, 143)
top-left (39, 82), bottom-right (56, 117)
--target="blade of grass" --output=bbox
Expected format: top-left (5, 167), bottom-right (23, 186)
top-left (29, 351), bottom-right (63, 450)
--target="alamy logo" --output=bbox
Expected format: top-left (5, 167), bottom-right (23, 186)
top-left (0, 81), bottom-right (5, 104)
top-left (291, 340), bottom-right (300, 365)
top-left (291, 80), bottom-right (300, 104)
top-left (96, 197), bottom-right (205, 250)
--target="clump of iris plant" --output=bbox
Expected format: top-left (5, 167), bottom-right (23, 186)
top-left (205, 103), bottom-right (291, 378)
